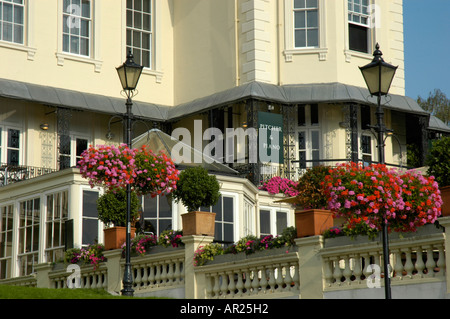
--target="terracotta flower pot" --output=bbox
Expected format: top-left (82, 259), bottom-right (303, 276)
top-left (182, 211), bottom-right (216, 237)
top-left (104, 226), bottom-right (136, 250)
top-left (295, 209), bottom-right (334, 238)
top-left (440, 186), bottom-right (450, 217)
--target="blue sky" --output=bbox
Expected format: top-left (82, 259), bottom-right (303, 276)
top-left (403, 0), bottom-right (450, 100)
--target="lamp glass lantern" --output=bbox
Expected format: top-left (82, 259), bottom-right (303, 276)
top-left (116, 52), bottom-right (144, 92)
top-left (359, 44), bottom-right (398, 96)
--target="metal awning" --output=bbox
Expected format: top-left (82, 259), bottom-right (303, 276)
top-left (0, 77), bottom-right (433, 123)
top-left (0, 77), bottom-right (169, 121)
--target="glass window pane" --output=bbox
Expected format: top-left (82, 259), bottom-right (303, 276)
top-left (311, 104), bottom-right (319, 125)
top-left (294, 0), bottom-right (305, 9)
top-left (134, 11), bottom-right (142, 29)
top-left (70, 35), bottom-right (79, 54)
top-left (82, 218), bottom-right (98, 245)
top-left (159, 196), bottom-right (172, 218)
top-left (143, 0), bottom-right (151, 13)
top-left (3, 23), bottom-right (12, 42)
top-left (307, 29), bottom-right (319, 47)
top-left (3, 3), bottom-right (13, 22)
top-left (307, 10), bottom-right (318, 27)
top-left (126, 9), bottom-right (133, 27)
top-left (311, 131), bottom-right (319, 149)
top-left (82, 191), bottom-right (98, 218)
top-left (224, 223), bottom-right (233, 243)
top-left (295, 29), bottom-right (306, 48)
top-left (306, 0), bottom-right (317, 8)
top-left (143, 13), bottom-right (151, 31)
top-left (212, 196), bottom-right (222, 220)
top-left (260, 210), bottom-right (270, 235)
top-left (223, 197), bottom-right (233, 222)
top-left (8, 129), bottom-right (19, 148)
top-left (294, 11), bottom-right (305, 28)
top-left (80, 37), bottom-right (89, 56)
top-left (14, 6), bottom-right (23, 24)
top-left (133, 30), bottom-right (141, 47)
top-left (134, 0), bottom-right (142, 11)
top-left (76, 138), bottom-right (88, 157)
top-left (80, 19), bottom-right (89, 37)
top-left (159, 219), bottom-right (171, 234)
top-left (7, 149), bottom-right (19, 165)
top-left (144, 195), bottom-right (157, 218)
top-left (276, 211), bottom-right (287, 235)
top-left (298, 132), bottom-right (306, 149)
top-left (81, 0), bottom-right (90, 18)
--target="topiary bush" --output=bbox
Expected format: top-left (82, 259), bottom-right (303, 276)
top-left (427, 136), bottom-right (450, 187)
top-left (96, 188), bottom-right (140, 227)
top-left (171, 167), bottom-right (221, 212)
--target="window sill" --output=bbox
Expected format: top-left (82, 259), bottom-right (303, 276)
top-left (344, 49), bottom-right (373, 63)
top-left (284, 48), bottom-right (328, 62)
top-left (56, 52), bottom-right (103, 72)
top-left (0, 41), bottom-right (37, 60)
top-left (142, 68), bottom-right (164, 83)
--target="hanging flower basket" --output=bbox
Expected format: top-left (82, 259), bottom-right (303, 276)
top-left (77, 144), bottom-right (179, 196)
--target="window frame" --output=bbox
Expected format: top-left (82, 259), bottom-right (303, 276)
top-left (44, 188), bottom-right (69, 263)
top-left (259, 206), bottom-right (290, 237)
top-left (284, 0), bottom-right (328, 62)
top-left (296, 104), bottom-right (322, 170)
top-left (122, 0), bottom-right (163, 82)
top-left (0, 0), bottom-right (25, 45)
top-left (0, 125), bottom-right (23, 166)
top-left (141, 194), bottom-right (174, 236)
top-left (62, 0), bottom-right (93, 57)
top-left (56, 0), bottom-right (102, 72)
top-left (0, 203), bottom-right (14, 280)
top-left (58, 134), bottom-right (89, 170)
top-left (345, 0), bottom-right (376, 60)
top-left (17, 196), bottom-right (41, 276)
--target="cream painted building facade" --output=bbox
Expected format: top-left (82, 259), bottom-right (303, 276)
top-left (1, 0), bottom-right (449, 279)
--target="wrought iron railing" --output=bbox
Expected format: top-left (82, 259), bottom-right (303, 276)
top-left (0, 163), bottom-right (57, 187)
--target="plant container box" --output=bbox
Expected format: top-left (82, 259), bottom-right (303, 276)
top-left (104, 226), bottom-right (136, 250)
top-left (295, 209), bottom-right (333, 238)
top-left (182, 211), bottom-right (216, 237)
top-left (441, 186), bottom-right (450, 217)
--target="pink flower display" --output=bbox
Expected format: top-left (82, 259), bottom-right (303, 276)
top-left (259, 176), bottom-right (299, 197)
top-left (324, 162), bottom-right (442, 235)
top-left (77, 144), bottom-right (179, 196)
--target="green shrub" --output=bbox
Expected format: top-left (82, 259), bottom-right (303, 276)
top-left (172, 167), bottom-right (220, 212)
top-left (96, 188), bottom-right (140, 227)
top-left (427, 136), bottom-right (450, 187)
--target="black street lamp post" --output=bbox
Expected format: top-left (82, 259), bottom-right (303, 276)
top-left (116, 52), bottom-right (144, 297)
top-left (359, 43), bottom-right (397, 299)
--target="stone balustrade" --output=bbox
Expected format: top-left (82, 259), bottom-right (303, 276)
top-left (2, 217), bottom-right (450, 299)
top-left (321, 227), bottom-right (446, 291)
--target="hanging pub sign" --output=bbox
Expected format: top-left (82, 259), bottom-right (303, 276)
top-left (258, 111), bottom-right (284, 164)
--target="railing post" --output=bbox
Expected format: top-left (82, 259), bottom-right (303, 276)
top-left (182, 235), bottom-right (214, 299)
top-left (103, 249), bottom-right (124, 294)
top-left (34, 263), bottom-right (54, 289)
top-left (295, 235), bottom-right (325, 299)
top-left (436, 216), bottom-right (450, 295)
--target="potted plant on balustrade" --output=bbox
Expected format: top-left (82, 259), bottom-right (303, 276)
top-left (171, 166), bottom-right (221, 237)
top-left (97, 188), bottom-right (140, 250)
top-left (323, 162), bottom-right (442, 239)
top-left (426, 136), bottom-right (450, 217)
top-left (77, 143), bottom-right (179, 250)
top-left (292, 165), bottom-right (334, 238)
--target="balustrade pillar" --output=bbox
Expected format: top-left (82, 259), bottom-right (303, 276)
top-left (295, 235), bottom-right (325, 299)
top-left (182, 235), bottom-right (214, 299)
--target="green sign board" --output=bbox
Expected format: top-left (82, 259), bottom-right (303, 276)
top-left (258, 112), bottom-right (284, 164)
